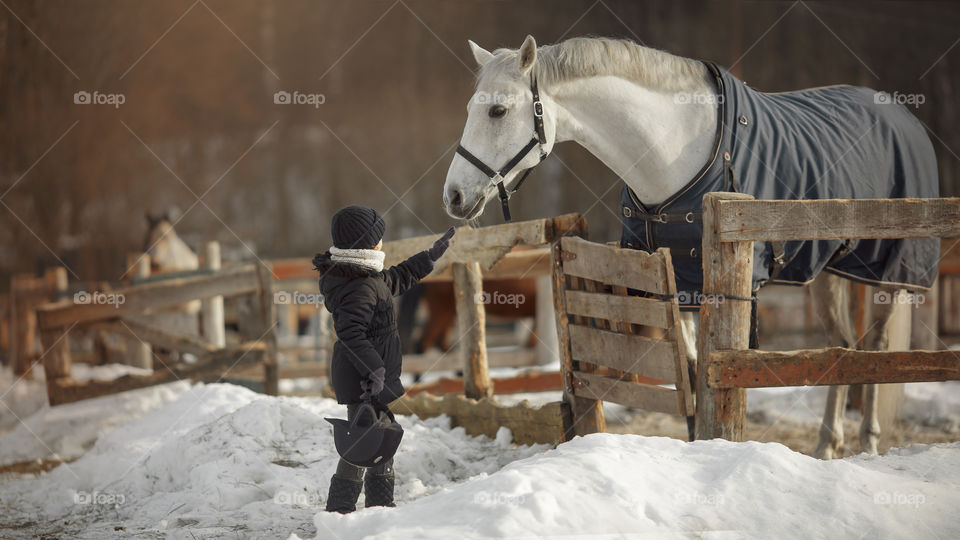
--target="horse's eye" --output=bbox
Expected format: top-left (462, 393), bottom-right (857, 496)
top-left (488, 105), bottom-right (507, 118)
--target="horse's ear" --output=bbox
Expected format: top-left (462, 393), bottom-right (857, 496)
top-left (518, 35), bottom-right (537, 75)
top-left (469, 40), bottom-right (494, 67)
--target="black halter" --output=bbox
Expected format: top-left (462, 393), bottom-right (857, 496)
top-left (455, 74), bottom-right (548, 221)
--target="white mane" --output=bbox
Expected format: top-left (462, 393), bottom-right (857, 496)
top-left (478, 37), bottom-right (711, 92)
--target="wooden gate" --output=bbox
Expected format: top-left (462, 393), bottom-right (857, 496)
top-left (552, 236), bottom-right (694, 439)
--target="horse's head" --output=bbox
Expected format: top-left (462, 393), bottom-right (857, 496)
top-left (443, 35), bottom-right (556, 220)
top-left (143, 211), bottom-right (198, 272)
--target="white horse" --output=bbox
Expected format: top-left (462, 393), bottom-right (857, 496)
top-left (143, 213), bottom-right (201, 337)
top-left (443, 36), bottom-right (914, 458)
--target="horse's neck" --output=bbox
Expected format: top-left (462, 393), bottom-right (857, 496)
top-left (152, 228), bottom-right (199, 270)
top-left (550, 74), bottom-right (717, 207)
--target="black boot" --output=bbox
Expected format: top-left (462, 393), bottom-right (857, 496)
top-left (364, 458), bottom-right (395, 508)
top-left (364, 472), bottom-right (395, 507)
top-left (325, 474), bottom-right (363, 514)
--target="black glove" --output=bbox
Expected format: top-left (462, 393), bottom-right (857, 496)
top-left (426, 226), bottom-right (456, 262)
top-left (360, 366), bottom-right (386, 400)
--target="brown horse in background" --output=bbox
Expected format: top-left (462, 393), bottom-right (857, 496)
top-left (398, 278), bottom-right (539, 355)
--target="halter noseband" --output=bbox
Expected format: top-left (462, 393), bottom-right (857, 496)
top-left (455, 74), bottom-right (548, 221)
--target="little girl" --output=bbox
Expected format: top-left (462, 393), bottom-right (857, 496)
top-left (313, 205), bottom-right (454, 513)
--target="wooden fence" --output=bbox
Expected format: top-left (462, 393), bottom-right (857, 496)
top-left (697, 194), bottom-right (960, 440)
top-left (34, 261), bottom-right (278, 406)
top-left (228, 214), bottom-right (581, 398)
top-left (552, 236), bottom-right (694, 440)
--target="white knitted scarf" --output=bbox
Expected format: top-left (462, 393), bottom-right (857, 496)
top-left (329, 246), bottom-right (385, 273)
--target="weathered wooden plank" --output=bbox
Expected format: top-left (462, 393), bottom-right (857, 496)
top-left (571, 371), bottom-right (680, 414)
top-left (564, 289), bottom-right (671, 329)
top-left (568, 324), bottom-right (677, 381)
top-left (40, 326), bottom-right (72, 403)
top-left (453, 261), bottom-right (493, 399)
top-left (389, 392), bottom-right (564, 446)
top-left (384, 214), bottom-right (583, 275)
top-left (696, 193), bottom-right (754, 442)
top-left (658, 248), bottom-right (695, 418)
top-left (37, 264), bottom-right (260, 330)
top-left (717, 197), bottom-right (960, 242)
top-left (580, 277), bottom-right (631, 385)
top-left (47, 343), bottom-right (266, 406)
top-left (91, 316), bottom-right (218, 358)
top-left (708, 347), bottom-right (960, 388)
top-left (559, 236), bottom-right (669, 295)
top-left (552, 241), bottom-right (605, 439)
top-left (609, 284), bottom-right (642, 386)
top-left (271, 246), bottom-right (554, 285)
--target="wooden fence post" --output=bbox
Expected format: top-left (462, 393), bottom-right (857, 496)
top-left (256, 264), bottom-right (279, 396)
top-left (452, 261), bottom-right (493, 399)
top-left (45, 267), bottom-right (68, 302)
top-left (201, 242), bottom-right (226, 349)
top-left (9, 274), bottom-right (34, 376)
top-left (696, 192), bottom-right (754, 441)
top-left (552, 242), bottom-right (605, 439)
top-left (126, 253), bottom-right (153, 369)
top-left (39, 267), bottom-right (71, 402)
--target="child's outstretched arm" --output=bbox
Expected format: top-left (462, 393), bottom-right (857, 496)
top-left (381, 226), bottom-right (455, 296)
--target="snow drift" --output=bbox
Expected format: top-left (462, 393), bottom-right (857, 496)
top-left (1, 380), bottom-right (958, 539)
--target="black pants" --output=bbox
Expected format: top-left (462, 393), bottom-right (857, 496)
top-left (334, 403), bottom-right (394, 480)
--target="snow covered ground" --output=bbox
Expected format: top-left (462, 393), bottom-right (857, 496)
top-left (310, 436), bottom-right (960, 540)
top-left (1, 367), bottom-right (959, 538)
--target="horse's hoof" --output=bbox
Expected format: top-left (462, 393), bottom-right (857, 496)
top-left (813, 442), bottom-right (836, 460)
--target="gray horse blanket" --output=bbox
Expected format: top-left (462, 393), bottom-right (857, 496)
top-left (620, 63), bottom-right (939, 307)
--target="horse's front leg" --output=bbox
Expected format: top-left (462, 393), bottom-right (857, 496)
top-left (858, 286), bottom-right (900, 455)
top-left (815, 385), bottom-right (850, 460)
top-left (810, 273), bottom-right (858, 459)
top-left (860, 383), bottom-right (881, 455)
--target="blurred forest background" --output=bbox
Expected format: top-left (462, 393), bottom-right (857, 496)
top-left (1, 0), bottom-right (958, 283)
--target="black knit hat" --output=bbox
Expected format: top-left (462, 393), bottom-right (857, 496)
top-left (331, 205), bottom-right (385, 249)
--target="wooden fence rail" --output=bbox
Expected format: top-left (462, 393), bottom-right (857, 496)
top-left (699, 193), bottom-right (960, 440)
top-left (716, 197), bottom-right (960, 242)
top-left (34, 262), bottom-right (277, 406)
top-left (707, 348), bottom-right (960, 388)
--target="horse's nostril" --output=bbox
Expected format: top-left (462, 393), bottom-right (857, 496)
top-left (450, 190), bottom-right (463, 208)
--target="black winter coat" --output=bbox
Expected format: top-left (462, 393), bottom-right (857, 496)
top-left (314, 250), bottom-right (433, 404)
